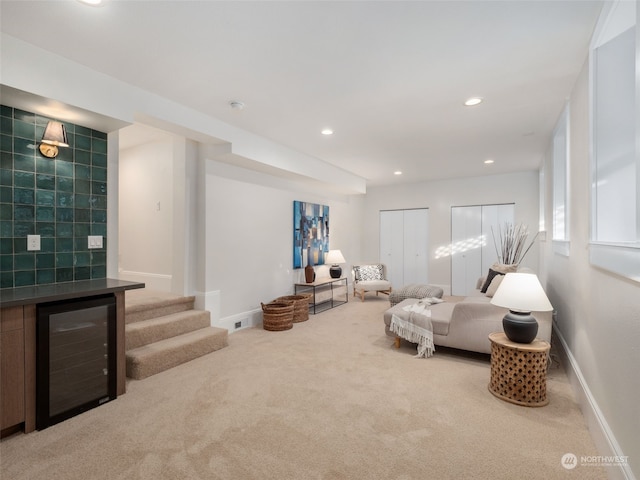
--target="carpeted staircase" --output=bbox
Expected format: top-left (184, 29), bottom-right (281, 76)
top-left (125, 289), bottom-right (228, 380)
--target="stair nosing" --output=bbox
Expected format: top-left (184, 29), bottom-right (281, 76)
top-left (125, 311), bottom-right (212, 350)
top-left (126, 327), bottom-right (228, 358)
top-left (125, 295), bottom-right (195, 314)
top-left (125, 309), bottom-right (210, 331)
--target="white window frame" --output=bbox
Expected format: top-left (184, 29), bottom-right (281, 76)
top-left (589, 0), bottom-right (640, 283)
top-left (552, 105), bottom-right (570, 256)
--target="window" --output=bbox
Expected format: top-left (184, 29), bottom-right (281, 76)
top-left (590, 0), bottom-right (640, 282)
top-left (552, 106), bottom-right (570, 255)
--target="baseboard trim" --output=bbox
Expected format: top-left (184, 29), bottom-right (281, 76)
top-left (553, 327), bottom-right (635, 480)
top-left (191, 291), bottom-right (261, 332)
top-left (219, 308), bottom-right (262, 333)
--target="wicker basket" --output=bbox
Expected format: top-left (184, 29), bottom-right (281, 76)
top-left (276, 294), bottom-right (311, 323)
top-left (261, 302), bottom-right (294, 331)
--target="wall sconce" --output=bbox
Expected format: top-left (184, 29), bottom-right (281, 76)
top-left (39, 121), bottom-right (69, 158)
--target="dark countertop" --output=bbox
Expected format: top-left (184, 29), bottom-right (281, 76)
top-left (0, 278), bottom-right (145, 308)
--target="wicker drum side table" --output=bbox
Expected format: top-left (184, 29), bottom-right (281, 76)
top-left (488, 332), bottom-right (550, 407)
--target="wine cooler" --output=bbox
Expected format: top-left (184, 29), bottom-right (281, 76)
top-left (36, 295), bottom-right (116, 430)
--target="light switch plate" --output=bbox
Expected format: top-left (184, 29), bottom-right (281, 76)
top-left (27, 234), bottom-right (41, 251)
top-left (88, 235), bottom-right (103, 249)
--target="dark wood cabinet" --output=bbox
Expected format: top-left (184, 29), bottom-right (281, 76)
top-left (1, 306), bottom-right (25, 434)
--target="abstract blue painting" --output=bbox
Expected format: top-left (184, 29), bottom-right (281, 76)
top-left (293, 200), bottom-right (329, 269)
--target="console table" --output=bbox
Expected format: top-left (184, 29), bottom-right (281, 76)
top-left (488, 332), bottom-right (550, 407)
top-left (294, 277), bottom-right (348, 314)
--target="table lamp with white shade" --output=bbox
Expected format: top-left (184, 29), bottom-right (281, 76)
top-left (490, 272), bottom-right (553, 343)
top-left (325, 250), bottom-right (346, 278)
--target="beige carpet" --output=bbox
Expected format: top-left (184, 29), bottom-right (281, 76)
top-left (1, 296), bottom-right (606, 479)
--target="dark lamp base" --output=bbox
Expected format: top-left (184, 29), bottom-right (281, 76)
top-left (502, 311), bottom-right (538, 344)
top-left (329, 265), bottom-right (342, 279)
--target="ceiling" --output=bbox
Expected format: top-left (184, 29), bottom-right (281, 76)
top-left (0, 0), bottom-right (603, 187)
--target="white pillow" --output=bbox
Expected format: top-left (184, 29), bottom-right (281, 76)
top-left (485, 274), bottom-right (504, 297)
top-left (354, 264), bottom-right (384, 281)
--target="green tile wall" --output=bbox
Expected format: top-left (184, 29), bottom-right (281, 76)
top-left (0, 105), bottom-right (108, 288)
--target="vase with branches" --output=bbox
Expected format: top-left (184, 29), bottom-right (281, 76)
top-left (491, 222), bottom-right (539, 266)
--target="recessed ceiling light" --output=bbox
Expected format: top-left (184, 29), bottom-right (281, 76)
top-left (77, 0), bottom-right (104, 5)
top-left (394, 171), bottom-right (403, 175)
top-left (321, 128), bottom-right (334, 135)
top-left (229, 101), bottom-right (245, 110)
top-left (464, 97), bottom-right (483, 106)
top-left (484, 159), bottom-right (494, 164)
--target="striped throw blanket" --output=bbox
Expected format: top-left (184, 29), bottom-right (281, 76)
top-left (390, 298), bottom-right (443, 358)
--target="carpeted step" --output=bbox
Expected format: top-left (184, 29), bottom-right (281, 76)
top-left (126, 327), bottom-right (229, 380)
top-left (125, 309), bottom-right (212, 350)
top-left (125, 294), bottom-right (195, 324)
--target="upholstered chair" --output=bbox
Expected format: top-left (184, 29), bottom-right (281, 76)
top-left (351, 264), bottom-right (392, 301)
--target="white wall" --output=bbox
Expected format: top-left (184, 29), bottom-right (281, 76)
top-left (541, 58), bottom-right (639, 480)
top-left (200, 156), bottom-right (364, 329)
top-left (118, 139), bottom-right (174, 291)
top-left (363, 171), bottom-right (541, 293)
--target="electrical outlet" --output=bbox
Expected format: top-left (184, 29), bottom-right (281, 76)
top-left (27, 234), bottom-right (41, 251)
top-left (88, 235), bottom-right (103, 249)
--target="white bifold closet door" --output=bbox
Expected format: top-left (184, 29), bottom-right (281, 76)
top-left (451, 204), bottom-right (514, 296)
top-left (379, 209), bottom-right (429, 289)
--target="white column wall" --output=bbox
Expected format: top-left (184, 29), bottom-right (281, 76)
top-left (170, 137), bottom-right (201, 296)
top-left (106, 130), bottom-right (120, 279)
